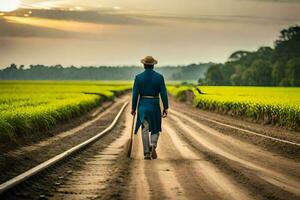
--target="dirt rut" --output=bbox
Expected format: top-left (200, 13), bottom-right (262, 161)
top-left (126, 99), bottom-right (300, 200)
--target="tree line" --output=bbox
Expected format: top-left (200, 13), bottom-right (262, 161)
top-left (0, 63), bottom-right (211, 81)
top-left (202, 25), bottom-right (300, 86)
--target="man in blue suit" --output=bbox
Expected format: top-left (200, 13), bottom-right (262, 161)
top-left (131, 56), bottom-right (169, 160)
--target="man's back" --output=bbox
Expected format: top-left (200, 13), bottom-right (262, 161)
top-left (135, 69), bottom-right (164, 96)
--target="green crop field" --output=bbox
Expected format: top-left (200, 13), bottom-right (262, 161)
top-left (0, 81), bottom-right (131, 144)
top-left (168, 86), bottom-right (300, 130)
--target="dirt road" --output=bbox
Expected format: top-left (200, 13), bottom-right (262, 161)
top-left (2, 96), bottom-right (299, 200)
top-left (126, 99), bottom-right (300, 200)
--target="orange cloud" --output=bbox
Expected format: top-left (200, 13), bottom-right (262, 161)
top-left (4, 16), bottom-right (117, 34)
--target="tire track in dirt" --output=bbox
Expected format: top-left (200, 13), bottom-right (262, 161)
top-left (170, 109), bottom-right (300, 178)
top-left (169, 98), bottom-right (300, 160)
top-left (127, 131), bottom-right (153, 200)
top-left (49, 131), bottom-right (129, 199)
top-left (48, 105), bottom-right (133, 200)
top-left (128, 131), bottom-right (169, 200)
top-left (163, 122), bottom-right (252, 200)
top-left (127, 116), bottom-right (252, 200)
top-left (168, 112), bottom-right (300, 200)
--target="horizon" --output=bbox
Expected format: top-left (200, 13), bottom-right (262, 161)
top-left (0, 0), bottom-right (300, 68)
top-left (1, 62), bottom-right (215, 69)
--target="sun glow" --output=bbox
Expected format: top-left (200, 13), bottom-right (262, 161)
top-left (4, 16), bottom-right (117, 34)
top-left (0, 0), bottom-right (20, 12)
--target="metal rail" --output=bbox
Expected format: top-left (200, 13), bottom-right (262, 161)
top-left (0, 102), bottom-right (128, 194)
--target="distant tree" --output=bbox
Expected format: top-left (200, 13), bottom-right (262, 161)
top-left (54, 64), bottom-right (63, 69)
top-left (221, 64), bottom-right (235, 85)
top-left (250, 60), bottom-right (272, 86)
top-left (230, 74), bottom-right (242, 86)
top-left (197, 78), bottom-right (204, 85)
top-left (228, 51), bottom-right (250, 62)
top-left (171, 63), bottom-right (211, 80)
top-left (202, 25), bottom-right (300, 86)
top-left (234, 64), bottom-right (247, 76)
top-left (285, 57), bottom-right (300, 86)
top-left (275, 25), bottom-right (300, 61)
top-left (257, 46), bottom-right (274, 62)
top-left (272, 60), bottom-right (286, 85)
top-left (8, 63), bottom-right (18, 70)
top-left (277, 25), bottom-right (300, 42)
top-left (0, 63), bottom-right (213, 81)
top-left (241, 68), bottom-right (255, 86)
top-left (19, 65), bottom-right (25, 70)
top-left (1, 64), bottom-right (19, 79)
top-left (205, 64), bottom-right (224, 85)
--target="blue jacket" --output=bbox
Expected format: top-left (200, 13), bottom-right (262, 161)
top-left (132, 68), bottom-right (169, 135)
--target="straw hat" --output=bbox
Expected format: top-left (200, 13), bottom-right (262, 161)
top-left (141, 56), bottom-right (158, 65)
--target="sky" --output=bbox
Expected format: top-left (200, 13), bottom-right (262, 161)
top-left (0, 0), bottom-right (299, 68)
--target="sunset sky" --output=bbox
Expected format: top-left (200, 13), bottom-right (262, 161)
top-left (0, 0), bottom-right (300, 68)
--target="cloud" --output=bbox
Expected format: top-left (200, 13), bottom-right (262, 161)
top-left (21, 0), bottom-right (87, 9)
top-left (0, 17), bottom-right (79, 38)
top-left (245, 0), bottom-right (300, 3)
top-left (12, 9), bottom-right (151, 25)
top-left (1, 2), bottom-right (299, 40)
top-left (0, 9), bottom-right (153, 38)
top-left (138, 13), bottom-right (300, 25)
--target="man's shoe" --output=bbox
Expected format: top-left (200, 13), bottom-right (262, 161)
top-left (151, 145), bottom-right (157, 159)
top-left (144, 153), bottom-right (151, 160)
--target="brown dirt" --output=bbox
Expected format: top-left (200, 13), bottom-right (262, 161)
top-left (125, 98), bottom-right (300, 200)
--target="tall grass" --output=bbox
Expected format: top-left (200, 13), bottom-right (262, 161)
top-left (168, 86), bottom-right (300, 130)
top-left (0, 81), bottom-right (131, 143)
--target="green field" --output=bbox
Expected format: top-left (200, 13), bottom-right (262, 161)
top-left (0, 81), bottom-right (131, 143)
top-left (2, 82), bottom-right (299, 145)
top-left (168, 86), bottom-right (300, 130)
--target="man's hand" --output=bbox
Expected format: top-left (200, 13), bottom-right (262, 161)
top-left (131, 110), bottom-right (136, 116)
top-left (162, 109), bottom-right (168, 118)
